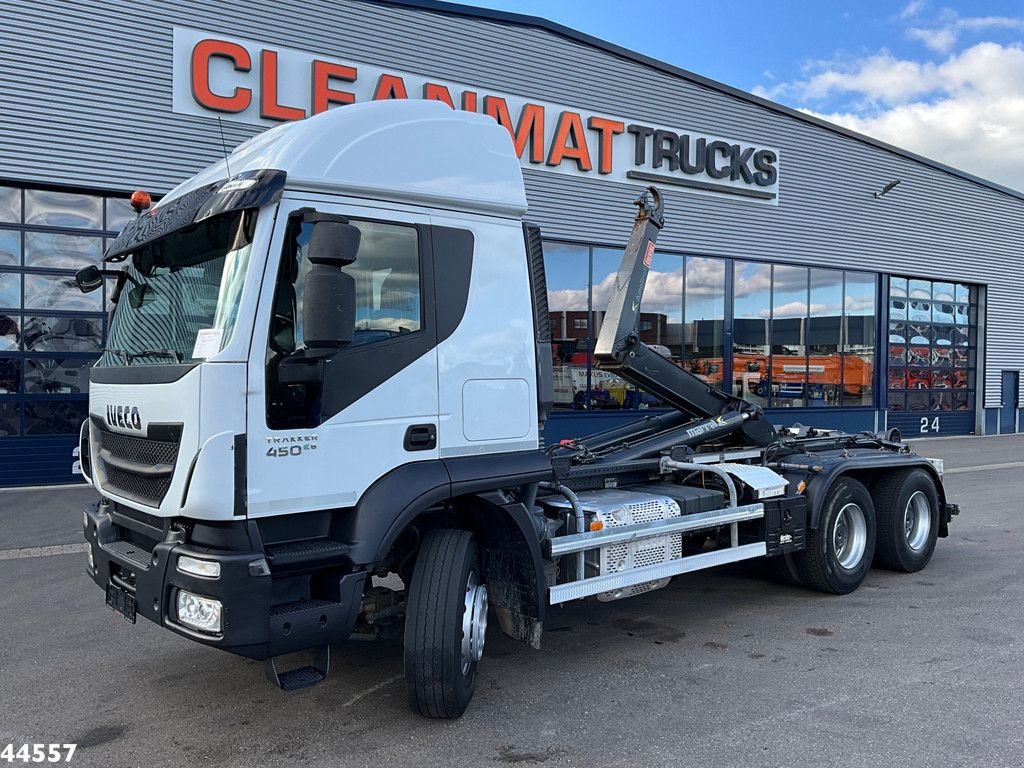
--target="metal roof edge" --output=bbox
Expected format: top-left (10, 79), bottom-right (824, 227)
top-left (372, 0), bottom-right (1024, 205)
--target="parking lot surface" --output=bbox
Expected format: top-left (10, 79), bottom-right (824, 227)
top-left (2, 434), bottom-right (1023, 768)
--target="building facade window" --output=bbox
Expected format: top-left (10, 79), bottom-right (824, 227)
top-left (887, 277), bottom-right (976, 414)
top-left (544, 239), bottom-right (886, 414)
top-left (0, 183), bottom-right (128, 438)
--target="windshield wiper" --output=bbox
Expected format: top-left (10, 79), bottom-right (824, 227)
top-left (102, 347), bottom-right (182, 365)
top-left (102, 347), bottom-right (130, 364)
top-left (127, 348), bottom-right (182, 364)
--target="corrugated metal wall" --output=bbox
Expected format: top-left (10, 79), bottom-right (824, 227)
top-left (1, 0), bottom-right (1021, 408)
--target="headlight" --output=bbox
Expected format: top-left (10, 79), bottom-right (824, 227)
top-left (176, 590), bottom-right (222, 633)
top-left (177, 555), bottom-right (221, 579)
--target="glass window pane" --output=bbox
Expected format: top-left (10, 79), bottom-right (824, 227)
top-left (733, 261), bottom-right (771, 404)
top-left (685, 256), bottom-right (726, 391)
top-left (22, 315), bottom-right (103, 353)
top-left (0, 187), bottom-right (21, 223)
top-left (0, 271), bottom-right (21, 310)
top-left (543, 242), bottom-right (589, 410)
top-left (631, 251), bottom-right (684, 409)
top-left (844, 272), bottom-right (876, 406)
top-left (105, 197), bottom-right (135, 231)
top-left (955, 283), bottom-right (970, 303)
top-left (889, 276), bottom-right (907, 297)
top-left (592, 247), bottom-right (644, 410)
top-left (0, 230), bottom-right (19, 266)
top-left (807, 269), bottom-right (843, 406)
top-left (0, 400), bottom-right (19, 437)
top-left (0, 357), bottom-right (19, 393)
top-left (24, 189), bottom-right (103, 229)
top-left (24, 273), bottom-right (102, 311)
top-left (771, 265), bottom-right (808, 407)
top-left (25, 357), bottom-right (92, 394)
top-left (24, 399), bottom-right (89, 435)
top-left (0, 314), bottom-right (19, 351)
top-left (24, 231), bottom-right (103, 269)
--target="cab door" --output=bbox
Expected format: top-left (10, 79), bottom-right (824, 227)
top-left (245, 197), bottom-right (439, 517)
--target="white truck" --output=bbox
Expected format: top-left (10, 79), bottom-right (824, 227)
top-left (78, 100), bottom-right (958, 718)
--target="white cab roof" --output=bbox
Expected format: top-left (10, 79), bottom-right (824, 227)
top-left (161, 100), bottom-right (527, 216)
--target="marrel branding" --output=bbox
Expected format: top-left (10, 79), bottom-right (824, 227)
top-left (106, 405), bottom-right (143, 432)
top-left (172, 27), bottom-right (781, 203)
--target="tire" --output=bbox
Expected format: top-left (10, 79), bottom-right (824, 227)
top-left (795, 478), bottom-right (876, 594)
top-left (403, 529), bottom-right (488, 719)
top-left (873, 469), bottom-right (939, 572)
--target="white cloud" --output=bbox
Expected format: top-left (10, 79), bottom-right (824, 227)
top-left (758, 41), bottom-right (1024, 191)
top-left (899, 0), bottom-right (926, 21)
top-left (909, 15), bottom-right (1024, 53)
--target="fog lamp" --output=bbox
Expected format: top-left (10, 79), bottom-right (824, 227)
top-left (177, 555), bottom-right (221, 579)
top-left (176, 590), bottom-right (222, 633)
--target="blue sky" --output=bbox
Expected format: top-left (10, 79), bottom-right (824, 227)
top-left (469, 0), bottom-right (1024, 191)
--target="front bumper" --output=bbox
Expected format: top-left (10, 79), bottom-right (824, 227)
top-left (83, 501), bottom-right (365, 660)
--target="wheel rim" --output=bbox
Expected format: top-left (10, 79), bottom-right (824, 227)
top-left (832, 503), bottom-right (867, 571)
top-left (461, 571), bottom-right (488, 675)
top-left (904, 491), bottom-right (931, 551)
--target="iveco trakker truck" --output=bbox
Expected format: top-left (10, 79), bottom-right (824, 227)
top-left (78, 100), bottom-right (958, 718)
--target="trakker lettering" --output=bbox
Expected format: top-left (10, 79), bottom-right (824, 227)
top-left (172, 27), bottom-right (781, 204)
top-left (105, 405), bottom-right (143, 431)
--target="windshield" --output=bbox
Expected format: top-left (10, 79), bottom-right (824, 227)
top-left (98, 209), bottom-right (257, 367)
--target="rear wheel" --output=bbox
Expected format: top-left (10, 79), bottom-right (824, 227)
top-left (795, 478), bottom-right (876, 594)
top-left (873, 469), bottom-right (939, 572)
top-left (403, 529), bottom-right (487, 719)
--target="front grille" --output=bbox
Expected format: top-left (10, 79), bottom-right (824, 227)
top-left (94, 420), bottom-right (182, 507)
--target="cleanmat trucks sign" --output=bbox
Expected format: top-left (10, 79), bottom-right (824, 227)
top-left (172, 26), bottom-right (780, 203)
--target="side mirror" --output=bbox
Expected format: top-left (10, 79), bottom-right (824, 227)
top-left (306, 219), bottom-right (361, 268)
top-left (303, 268), bottom-right (355, 350)
top-left (75, 265), bottom-right (103, 293)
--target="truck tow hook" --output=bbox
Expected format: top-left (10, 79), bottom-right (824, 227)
top-left (264, 646), bottom-right (330, 691)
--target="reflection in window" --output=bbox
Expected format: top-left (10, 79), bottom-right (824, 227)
top-left (0, 271), bottom-right (20, 309)
top-left (0, 315), bottom-right (18, 351)
top-left (684, 257), bottom-right (725, 390)
top-left (25, 231), bottom-right (103, 269)
top-left (843, 272), bottom-right (876, 406)
top-left (887, 275), bottom-right (975, 416)
top-left (24, 273), bottom-right (102, 312)
top-left (24, 189), bottom-right (103, 229)
top-left (0, 187), bottom-right (21, 223)
top-left (105, 197), bottom-right (136, 231)
top-left (807, 269), bottom-right (843, 406)
top-left (22, 316), bottom-right (103, 353)
top-left (771, 265), bottom-right (808, 407)
top-left (0, 358), bottom-right (18, 393)
top-left (544, 242), bottom-right (590, 410)
top-left (733, 261), bottom-right (771, 403)
top-left (0, 401), bottom-right (18, 437)
top-left (23, 400), bottom-right (89, 435)
top-left (25, 358), bottom-right (92, 394)
top-left (0, 230), bottom-right (19, 266)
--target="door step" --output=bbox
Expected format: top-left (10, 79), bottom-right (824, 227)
top-left (549, 542), bottom-right (767, 604)
top-left (264, 646), bottom-right (330, 691)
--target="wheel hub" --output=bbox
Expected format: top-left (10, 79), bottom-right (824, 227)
top-left (904, 491), bottom-right (931, 551)
top-left (832, 503), bottom-right (867, 571)
top-left (461, 571), bottom-right (488, 674)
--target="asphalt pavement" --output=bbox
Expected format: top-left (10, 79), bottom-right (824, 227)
top-left (1, 434), bottom-right (1023, 768)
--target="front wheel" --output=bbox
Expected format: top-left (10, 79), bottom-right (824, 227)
top-left (403, 529), bottom-right (488, 719)
top-left (795, 478), bottom-right (876, 594)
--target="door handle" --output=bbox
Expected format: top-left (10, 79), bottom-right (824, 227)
top-left (404, 424), bottom-right (437, 451)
